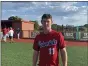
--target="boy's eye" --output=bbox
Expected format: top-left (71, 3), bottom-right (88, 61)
top-left (47, 21), bottom-right (49, 23)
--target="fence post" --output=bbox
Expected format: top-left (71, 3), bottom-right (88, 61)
top-left (76, 26), bottom-right (79, 40)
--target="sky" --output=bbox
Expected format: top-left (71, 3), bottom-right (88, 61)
top-left (1, 1), bottom-right (88, 26)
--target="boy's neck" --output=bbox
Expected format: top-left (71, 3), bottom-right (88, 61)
top-left (44, 29), bottom-right (52, 34)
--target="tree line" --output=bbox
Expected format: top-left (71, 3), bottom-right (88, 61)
top-left (8, 16), bottom-right (88, 32)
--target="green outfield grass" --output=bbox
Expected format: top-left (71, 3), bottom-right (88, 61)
top-left (1, 42), bottom-right (87, 66)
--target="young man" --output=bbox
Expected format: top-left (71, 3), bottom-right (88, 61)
top-left (33, 14), bottom-right (67, 66)
top-left (2, 27), bottom-right (8, 42)
top-left (8, 27), bottom-right (14, 43)
top-left (16, 28), bottom-right (21, 39)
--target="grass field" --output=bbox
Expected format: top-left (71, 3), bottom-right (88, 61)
top-left (1, 42), bottom-right (87, 66)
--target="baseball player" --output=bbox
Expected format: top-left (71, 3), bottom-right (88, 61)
top-left (33, 14), bottom-right (67, 66)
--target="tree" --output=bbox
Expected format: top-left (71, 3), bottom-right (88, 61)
top-left (84, 24), bottom-right (88, 28)
top-left (51, 24), bottom-right (58, 31)
top-left (32, 20), bottom-right (39, 31)
top-left (57, 25), bottom-right (62, 31)
top-left (8, 16), bottom-right (22, 21)
top-left (79, 27), bottom-right (85, 31)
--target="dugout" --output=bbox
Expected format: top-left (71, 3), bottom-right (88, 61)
top-left (1, 20), bottom-right (35, 38)
top-left (1, 20), bottom-right (13, 29)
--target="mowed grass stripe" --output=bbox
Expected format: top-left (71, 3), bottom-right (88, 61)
top-left (1, 42), bottom-right (33, 66)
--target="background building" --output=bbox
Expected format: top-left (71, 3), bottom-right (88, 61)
top-left (1, 20), bottom-right (34, 38)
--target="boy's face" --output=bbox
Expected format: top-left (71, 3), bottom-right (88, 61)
top-left (41, 18), bottom-right (52, 30)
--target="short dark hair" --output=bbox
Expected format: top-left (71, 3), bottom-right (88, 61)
top-left (41, 14), bottom-right (52, 20)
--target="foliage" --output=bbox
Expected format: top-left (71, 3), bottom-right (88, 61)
top-left (8, 16), bottom-right (22, 21)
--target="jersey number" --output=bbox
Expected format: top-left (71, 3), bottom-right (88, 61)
top-left (49, 48), bottom-right (55, 55)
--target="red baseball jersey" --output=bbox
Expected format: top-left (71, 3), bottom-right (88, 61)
top-left (33, 30), bottom-right (66, 66)
top-left (2, 28), bottom-right (8, 35)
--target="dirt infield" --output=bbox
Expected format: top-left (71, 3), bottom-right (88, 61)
top-left (13, 38), bottom-right (88, 47)
top-left (65, 41), bottom-right (88, 47)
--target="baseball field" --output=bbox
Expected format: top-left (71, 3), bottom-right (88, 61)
top-left (1, 39), bottom-right (88, 66)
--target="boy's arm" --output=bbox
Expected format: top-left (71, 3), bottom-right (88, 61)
top-left (57, 32), bottom-right (67, 66)
top-left (33, 35), bottom-right (40, 66)
top-left (60, 47), bottom-right (67, 66)
top-left (33, 50), bottom-right (39, 66)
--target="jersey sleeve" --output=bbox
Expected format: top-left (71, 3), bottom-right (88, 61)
top-left (58, 32), bottom-right (66, 49)
top-left (33, 35), bottom-right (40, 51)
